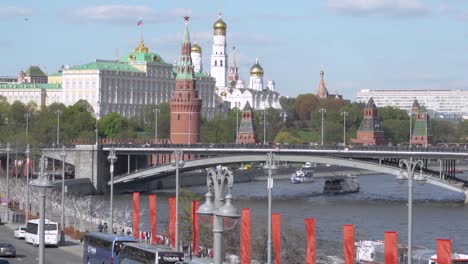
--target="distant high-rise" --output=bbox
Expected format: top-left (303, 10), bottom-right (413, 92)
top-left (170, 17), bottom-right (202, 144)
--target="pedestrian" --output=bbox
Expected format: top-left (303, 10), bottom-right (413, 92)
top-left (103, 222), bottom-right (108, 233)
top-left (127, 228), bottom-right (132, 236)
top-left (141, 231), bottom-right (145, 242)
top-left (121, 227), bottom-right (125, 236)
top-left (146, 231), bottom-right (151, 243)
top-left (98, 222), bottom-right (103, 232)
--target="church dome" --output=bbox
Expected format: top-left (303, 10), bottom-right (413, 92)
top-left (214, 17), bottom-right (227, 30)
top-left (250, 58), bottom-right (264, 77)
top-left (191, 42), bottom-right (201, 53)
top-left (221, 91), bottom-right (227, 97)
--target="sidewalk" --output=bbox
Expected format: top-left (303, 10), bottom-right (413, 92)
top-left (0, 205), bottom-right (83, 258)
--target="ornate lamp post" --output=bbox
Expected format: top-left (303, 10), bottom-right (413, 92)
top-left (267, 152), bottom-right (274, 264)
top-left (396, 157), bottom-right (426, 264)
top-left (171, 150), bottom-right (185, 250)
top-left (60, 146), bottom-right (67, 245)
top-left (5, 144), bottom-right (10, 222)
top-left (319, 108), bottom-right (327, 146)
top-left (32, 156), bottom-right (54, 264)
top-left (197, 166), bottom-right (240, 264)
top-left (107, 148), bottom-right (117, 233)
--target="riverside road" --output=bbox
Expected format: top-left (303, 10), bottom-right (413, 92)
top-left (0, 225), bottom-right (82, 264)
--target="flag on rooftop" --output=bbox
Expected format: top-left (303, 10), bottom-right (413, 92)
top-left (137, 18), bottom-right (143, 26)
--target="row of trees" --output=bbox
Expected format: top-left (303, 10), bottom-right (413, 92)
top-left (1, 94), bottom-right (467, 147)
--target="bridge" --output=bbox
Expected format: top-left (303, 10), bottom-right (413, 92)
top-left (39, 144), bottom-right (468, 200)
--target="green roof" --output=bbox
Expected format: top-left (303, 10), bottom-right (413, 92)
top-left (25, 66), bottom-right (46, 76)
top-left (68, 61), bottom-right (142, 72)
top-left (49, 72), bottom-right (62, 76)
top-left (121, 52), bottom-right (166, 64)
top-left (0, 83), bottom-right (61, 90)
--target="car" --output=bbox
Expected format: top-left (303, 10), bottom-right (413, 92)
top-left (14, 227), bottom-right (26, 239)
top-left (0, 243), bottom-right (16, 258)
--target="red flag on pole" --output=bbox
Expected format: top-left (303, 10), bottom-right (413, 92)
top-left (137, 18), bottom-right (143, 26)
top-left (168, 197), bottom-right (176, 248)
top-left (149, 194), bottom-right (157, 244)
top-left (384, 231), bottom-right (398, 264)
top-left (305, 218), bottom-right (316, 264)
top-left (436, 239), bottom-right (452, 264)
top-left (132, 192), bottom-right (140, 240)
top-left (343, 224), bottom-right (355, 264)
top-left (191, 200), bottom-right (199, 256)
top-left (241, 208), bottom-right (251, 264)
top-left (272, 213), bottom-right (281, 264)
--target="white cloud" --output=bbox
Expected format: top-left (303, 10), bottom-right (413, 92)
top-left (0, 7), bottom-right (32, 18)
top-left (62, 5), bottom-right (192, 24)
top-left (326, 0), bottom-right (430, 18)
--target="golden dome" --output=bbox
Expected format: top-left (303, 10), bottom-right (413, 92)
top-left (134, 39), bottom-right (149, 53)
top-left (213, 13), bottom-right (226, 34)
top-left (220, 91), bottom-right (227, 97)
top-left (250, 58), bottom-right (264, 77)
top-left (191, 42), bottom-right (202, 53)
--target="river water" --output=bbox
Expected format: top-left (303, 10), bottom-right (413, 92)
top-left (108, 172), bottom-right (468, 257)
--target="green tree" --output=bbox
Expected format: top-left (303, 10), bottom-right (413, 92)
top-left (432, 120), bottom-right (459, 143)
top-left (274, 130), bottom-right (302, 144)
top-left (294, 94), bottom-right (319, 121)
top-left (378, 106), bottom-right (409, 121)
top-left (99, 112), bottom-right (128, 138)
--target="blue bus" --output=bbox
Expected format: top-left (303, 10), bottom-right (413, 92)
top-left (119, 243), bottom-right (185, 264)
top-left (83, 232), bottom-right (137, 264)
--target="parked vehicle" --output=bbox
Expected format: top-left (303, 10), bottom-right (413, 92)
top-left (14, 227), bottom-right (26, 239)
top-left (82, 232), bottom-right (137, 264)
top-left (0, 243), bottom-right (16, 258)
top-left (25, 219), bottom-right (59, 247)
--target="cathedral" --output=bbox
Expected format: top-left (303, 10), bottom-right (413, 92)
top-left (190, 12), bottom-right (283, 111)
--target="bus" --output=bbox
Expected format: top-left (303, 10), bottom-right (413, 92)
top-left (25, 219), bottom-right (59, 247)
top-left (83, 232), bottom-right (137, 264)
top-left (119, 243), bottom-right (185, 264)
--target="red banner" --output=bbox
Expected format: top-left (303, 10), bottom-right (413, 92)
top-left (272, 213), bottom-right (281, 264)
top-left (436, 239), bottom-right (452, 264)
top-left (168, 197), bottom-right (176, 248)
top-left (241, 208), bottom-right (251, 264)
top-left (149, 194), bottom-right (157, 244)
top-left (343, 224), bottom-right (355, 264)
top-left (132, 192), bottom-right (140, 239)
top-left (305, 218), bottom-right (316, 264)
top-left (191, 200), bottom-right (199, 256)
top-left (384, 231), bottom-right (398, 264)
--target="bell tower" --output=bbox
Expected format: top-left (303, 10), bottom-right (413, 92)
top-left (210, 12), bottom-right (228, 88)
top-left (170, 17), bottom-right (202, 144)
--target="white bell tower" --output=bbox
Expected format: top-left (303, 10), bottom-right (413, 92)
top-left (210, 12), bottom-right (228, 88)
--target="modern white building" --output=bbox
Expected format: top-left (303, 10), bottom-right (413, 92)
top-left (356, 89), bottom-right (468, 116)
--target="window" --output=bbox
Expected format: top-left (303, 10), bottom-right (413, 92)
top-left (220, 60), bottom-right (223, 66)
top-left (178, 115), bottom-right (180, 120)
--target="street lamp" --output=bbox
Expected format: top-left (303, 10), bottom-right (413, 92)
top-left (25, 144), bottom-right (30, 222)
top-left (32, 156), bottom-right (54, 264)
top-left (319, 108), bottom-right (327, 146)
top-left (5, 144), bottom-right (10, 222)
top-left (396, 157), bottom-right (426, 264)
top-left (341, 111), bottom-right (348, 147)
top-left (263, 109), bottom-right (267, 145)
top-left (266, 152), bottom-right (274, 264)
top-left (197, 166), bottom-right (240, 264)
top-left (171, 150), bottom-right (185, 250)
top-left (52, 143), bottom-right (56, 179)
top-left (56, 109), bottom-right (62, 146)
top-left (153, 108), bottom-right (160, 144)
top-left (107, 148), bottom-right (117, 233)
top-left (95, 112), bottom-right (99, 146)
top-left (60, 146), bottom-right (67, 245)
top-left (409, 112), bottom-right (413, 148)
top-left (25, 112), bottom-right (30, 140)
top-left (235, 107), bottom-right (239, 144)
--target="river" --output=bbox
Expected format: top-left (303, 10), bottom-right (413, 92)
top-left (106, 172), bottom-right (468, 258)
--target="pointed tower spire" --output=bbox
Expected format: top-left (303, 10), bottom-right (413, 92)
top-left (237, 101), bottom-right (256, 144)
top-left (170, 17), bottom-right (202, 144)
top-left (317, 67), bottom-right (329, 99)
top-left (352, 97), bottom-right (387, 146)
top-left (228, 46), bottom-right (239, 87)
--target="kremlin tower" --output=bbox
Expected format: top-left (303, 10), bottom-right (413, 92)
top-left (210, 12), bottom-right (228, 88)
top-left (228, 46), bottom-right (239, 88)
top-left (237, 102), bottom-right (256, 144)
top-left (352, 98), bottom-right (387, 146)
top-left (170, 17), bottom-right (202, 144)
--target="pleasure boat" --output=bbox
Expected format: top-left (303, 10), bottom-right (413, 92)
top-left (290, 169), bottom-right (314, 184)
top-left (323, 175), bottom-right (359, 194)
top-left (355, 240), bottom-right (468, 264)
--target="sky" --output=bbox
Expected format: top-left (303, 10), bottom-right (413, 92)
top-left (1, 0), bottom-right (468, 100)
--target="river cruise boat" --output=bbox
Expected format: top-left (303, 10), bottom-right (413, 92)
top-left (323, 175), bottom-right (359, 194)
top-left (356, 240), bottom-right (468, 264)
top-left (290, 169), bottom-right (314, 184)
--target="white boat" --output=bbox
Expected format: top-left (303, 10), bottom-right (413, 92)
top-left (323, 175), bottom-right (359, 194)
top-left (290, 169), bottom-right (314, 184)
top-left (356, 240), bottom-right (468, 264)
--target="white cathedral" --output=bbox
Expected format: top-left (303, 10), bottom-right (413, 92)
top-left (190, 13), bottom-right (282, 110)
